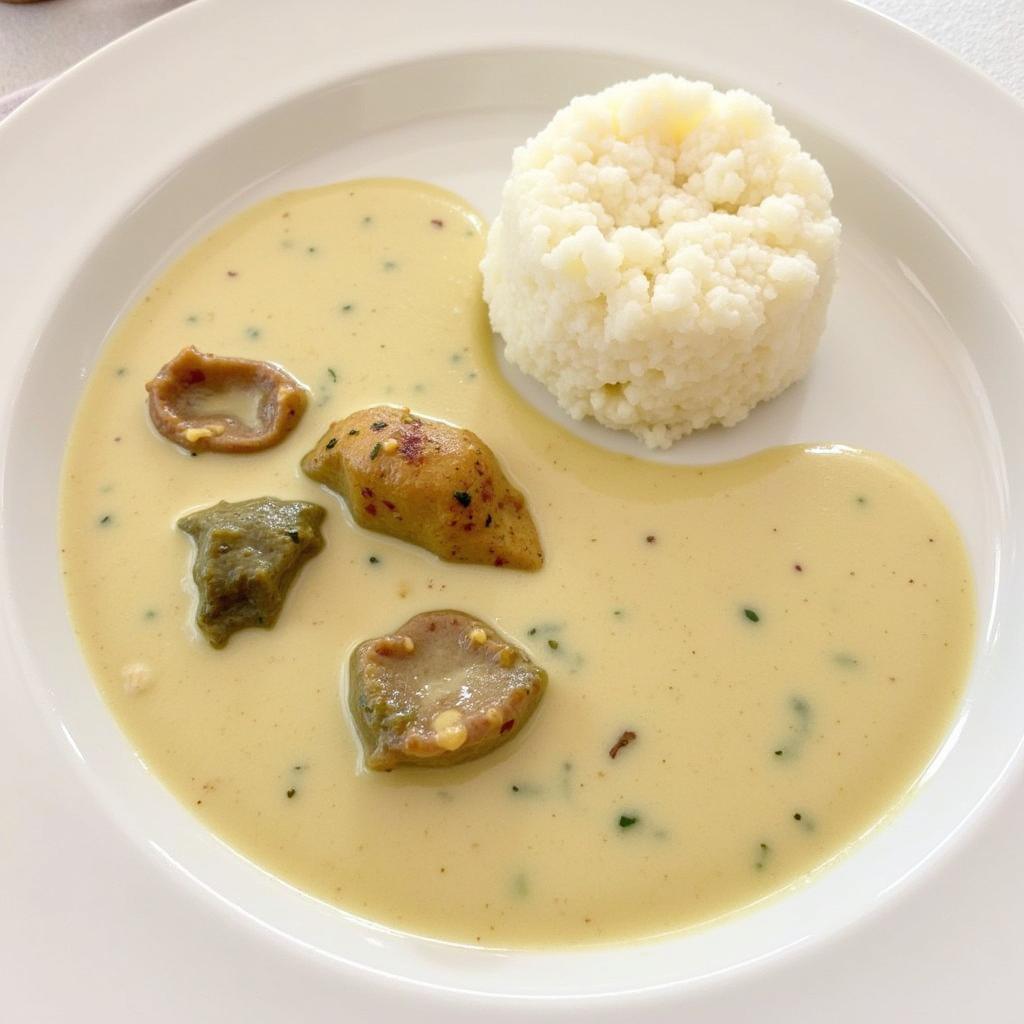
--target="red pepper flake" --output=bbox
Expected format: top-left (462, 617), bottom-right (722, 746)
top-left (226, 270), bottom-right (238, 277)
top-left (382, 499), bottom-right (396, 511)
top-left (365, 503), bottom-right (378, 516)
top-left (431, 218), bottom-right (444, 228)
top-left (500, 719), bottom-right (515, 734)
top-left (360, 486), bottom-right (374, 499)
top-left (494, 556), bottom-right (507, 567)
top-left (609, 730), bottom-right (637, 759)
top-left (794, 563), bottom-right (803, 572)
top-left (398, 423), bottom-right (426, 464)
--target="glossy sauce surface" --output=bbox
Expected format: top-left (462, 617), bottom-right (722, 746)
top-left (60, 179), bottom-right (974, 946)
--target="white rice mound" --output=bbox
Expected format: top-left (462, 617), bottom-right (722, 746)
top-left (481, 74), bottom-right (841, 448)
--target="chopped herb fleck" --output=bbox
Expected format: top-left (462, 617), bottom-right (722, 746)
top-left (368, 555), bottom-right (380, 565)
top-left (115, 367), bottom-right (128, 377)
top-left (793, 812), bottom-right (802, 821)
top-left (511, 873), bottom-right (529, 897)
top-left (286, 788), bottom-right (296, 799)
top-left (99, 514), bottom-right (113, 526)
top-left (325, 437), bottom-right (338, 450)
top-left (547, 639), bottom-right (559, 650)
top-left (833, 652), bottom-right (859, 668)
top-left (645, 534), bottom-right (656, 544)
top-left (327, 367), bottom-right (337, 382)
top-left (307, 245), bottom-right (318, 254)
top-left (618, 814), bottom-right (638, 829)
top-left (370, 442), bottom-right (382, 460)
top-left (185, 314), bottom-right (199, 324)
top-left (453, 490), bottom-right (471, 508)
top-left (431, 218), bottom-right (445, 229)
top-left (347, 429), bottom-right (359, 436)
top-left (383, 260), bottom-right (398, 271)
top-left (143, 609), bottom-right (158, 621)
top-left (245, 327), bottom-right (261, 339)
top-left (609, 730), bottom-right (637, 759)
top-left (341, 303), bottom-right (354, 313)
top-left (743, 608), bottom-right (760, 623)
top-left (528, 627), bottom-right (537, 636)
top-left (855, 495), bottom-right (868, 506)
top-left (370, 421), bottom-right (387, 431)
top-left (362, 215), bottom-right (373, 225)
top-left (773, 696), bottom-right (812, 760)
top-left (510, 781), bottom-right (544, 796)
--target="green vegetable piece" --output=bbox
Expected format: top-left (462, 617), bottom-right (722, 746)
top-left (619, 814), bottom-right (638, 829)
top-left (743, 608), bottom-right (760, 623)
top-left (178, 496), bottom-right (326, 649)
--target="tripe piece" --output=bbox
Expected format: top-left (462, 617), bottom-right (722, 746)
top-left (349, 610), bottom-right (547, 770)
top-left (146, 346), bottom-right (308, 453)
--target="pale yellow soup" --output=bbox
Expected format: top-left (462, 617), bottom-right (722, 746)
top-left (61, 179), bottom-right (974, 947)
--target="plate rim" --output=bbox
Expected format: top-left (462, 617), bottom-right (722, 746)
top-left (2, 0), bottom-right (1023, 1019)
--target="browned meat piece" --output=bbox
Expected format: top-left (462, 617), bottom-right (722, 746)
top-left (145, 346), bottom-right (308, 453)
top-left (349, 610), bottom-right (547, 770)
top-left (301, 406), bottom-right (543, 570)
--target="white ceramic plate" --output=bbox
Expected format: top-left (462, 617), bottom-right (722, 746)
top-left (2, 1), bottom-right (1023, 1019)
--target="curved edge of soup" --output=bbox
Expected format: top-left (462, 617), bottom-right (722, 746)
top-left (59, 177), bottom-right (975, 947)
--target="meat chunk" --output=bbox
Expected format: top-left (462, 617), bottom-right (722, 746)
top-left (349, 610), bottom-right (547, 770)
top-left (146, 346), bottom-right (308, 453)
top-left (178, 497), bottom-right (325, 648)
top-left (301, 406), bottom-right (542, 570)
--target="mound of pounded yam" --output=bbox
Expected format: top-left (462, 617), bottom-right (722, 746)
top-left (482, 74), bottom-right (841, 448)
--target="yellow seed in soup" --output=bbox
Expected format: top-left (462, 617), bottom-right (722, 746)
top-left (59, 178), bottom-right (974, 947)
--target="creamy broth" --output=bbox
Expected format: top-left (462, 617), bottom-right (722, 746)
top-left (60, 179), bottom-right (974, 946)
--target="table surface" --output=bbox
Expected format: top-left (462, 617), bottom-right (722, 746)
top-left (1, 0), bottom-right (1022, 101)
